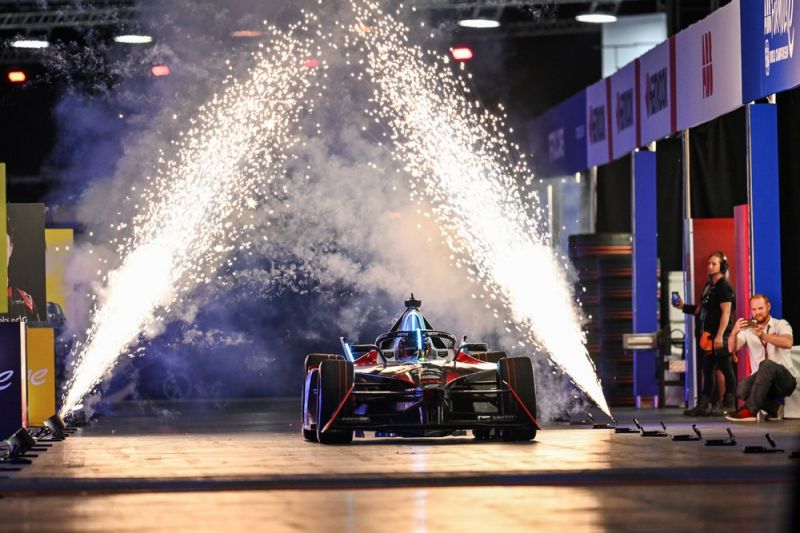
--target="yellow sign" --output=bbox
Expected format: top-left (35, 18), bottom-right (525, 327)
top-left (45, 228), bottom-right (73, 314)
top-left (26, 327), bottom-right (55, 425)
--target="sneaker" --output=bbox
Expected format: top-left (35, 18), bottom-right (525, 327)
top-left (725, 407), bottom-right (757, 422)
top-left (758, 402), bottom-right (784, 421)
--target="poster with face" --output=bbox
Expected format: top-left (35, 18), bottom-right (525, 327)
top-left (3, 203), bottom-right (46, 323)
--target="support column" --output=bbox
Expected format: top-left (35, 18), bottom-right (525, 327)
top-left (746, 103), bottom-right (782, 315)
top-left (681, 129), bottom-right (697, 408)
top-left (632, 150), bottom-right (659, 405)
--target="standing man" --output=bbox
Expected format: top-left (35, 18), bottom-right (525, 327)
top-left (672, 252), bottom-right (736, 416)
top-left (726, 294), bottom-right (796, 421)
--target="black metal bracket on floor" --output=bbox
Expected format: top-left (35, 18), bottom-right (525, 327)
top-left (744, 433), bottom-right (784, 454)
top-left (671, 424), bottom-right (702, 441)
top-left (633, 418), bottom-right (668, 437)
top-left (705, 428), bottom-right (737, 446)
top-left (587, 412), bottom-right (615, 429)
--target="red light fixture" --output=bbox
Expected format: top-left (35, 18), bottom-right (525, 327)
top-left (151, 64), bottom-right (171, 77)
top-left (7, 70), bottom-right (27, 83)
top-left (450, 46), bottom-right (473, 62)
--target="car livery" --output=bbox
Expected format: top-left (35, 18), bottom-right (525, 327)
top-left (301, 295), bottom-right (539, 444)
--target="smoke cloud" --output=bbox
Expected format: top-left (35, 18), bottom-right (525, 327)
top-left (44, 0), bottom-right (594, 421)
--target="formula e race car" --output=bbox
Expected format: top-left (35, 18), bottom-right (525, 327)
top-left (301, 295), bottom-right (539, 444)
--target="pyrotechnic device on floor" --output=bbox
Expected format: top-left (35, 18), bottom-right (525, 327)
top-left (704, 427), bottom-right (736, 446)
top-left (633, 418), bottom-right (668, 437)
top-left (743, 433), bottom-right (784, 454)
top-left (671, 424), bottom-right (702, 441)
top-left (2, 428), bottom-right (36, 463)
top-left (44, 414), bottom-right (70, 439)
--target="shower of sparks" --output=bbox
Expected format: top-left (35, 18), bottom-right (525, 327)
top-left (60, 15), bottom-right (323, 416)
top-left (351, 1), bottom-right (610, 416)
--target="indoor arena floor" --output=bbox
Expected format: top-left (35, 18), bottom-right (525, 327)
top-left (1, 399), bottom-right (798, 532)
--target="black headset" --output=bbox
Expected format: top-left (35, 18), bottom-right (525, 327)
top-left (712, 251), bottom-right (728, 274)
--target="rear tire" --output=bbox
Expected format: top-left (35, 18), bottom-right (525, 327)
top-left (316, 359), bottom-right (355, 444)
top-left (497, 357), bottom-right (538, 442)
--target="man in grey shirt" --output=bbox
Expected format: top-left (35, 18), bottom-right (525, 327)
top-left (726, 294), bottom-right (796, 421)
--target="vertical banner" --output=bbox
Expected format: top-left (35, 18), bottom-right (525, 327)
top-left (2, 204), bottom-right (46, 323)
top-left (0, 322), bottom-right (27, 439)
top-left (26, 328), bottom-right (55, 425)
top-left (0, 163), bottom-right (7, 314)
top-left (45, 228), bottom-right (74, 317)
top-left (586, 80), bottom-right (610, 167)
top-left (676, 0), bottom-right (743, 130)
top-left (610, 61), bottom-right (638, 159)
top-left (638, 40), bottom-right (675, 145)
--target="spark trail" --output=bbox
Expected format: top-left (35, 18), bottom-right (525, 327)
top-left (352, 1), bottom-right (610, 415)
top-left (60, 17), bottom-right (321, 415)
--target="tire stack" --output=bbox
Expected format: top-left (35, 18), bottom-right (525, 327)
top-left (568, 233), bottom-right (634, 407)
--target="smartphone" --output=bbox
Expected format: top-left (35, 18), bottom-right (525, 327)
top-left (671, 291), bottom-right (680, 306)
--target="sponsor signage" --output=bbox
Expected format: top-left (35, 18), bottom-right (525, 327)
top-left (586, 79), bottom-right (611, 167)
top-left (528, 90), bottom-right (587, 177)
top-left (610, 60), bottom-right (638, 159)
top-left (0, 322), bottom-right (27, 439)
top-left (741, 0), bottom-right (800, 101)
top-left (638, 39), bottom-right (676, 144)
top-left (26, 327), bottom-right (55, 425)
top-left (676, 1), bottom-right (742, 130)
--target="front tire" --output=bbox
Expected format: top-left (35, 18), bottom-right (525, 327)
top-left (316, 359), bottom-right (355, 444)
top-left (498, 357), bottom-right (538, 442)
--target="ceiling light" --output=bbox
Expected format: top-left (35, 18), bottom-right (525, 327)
top-left (450, 46), bottom-right (474, 62)
top-left (114, 34), bottom-right (153, 44)
top-left (7, 70), bottom-right (27, 83)
top-left (151, 64), bottom-right (171, 77)
top-left (458, 19), bottom-right (500, 29)
top-left (230, 30), bottom-right (262, 38)
top-left (575, 13), bottom-right (618, 24)
top-left (11, 39), bottom-right (49, 49)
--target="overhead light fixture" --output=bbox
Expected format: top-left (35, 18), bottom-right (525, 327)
top-left (151, 64), bottom-right (171, 77)
top-left (575, 13), bottom-right (618, 24)
top-left (457, 19), bottom-right (500, 29)
top-left (230, 30), bottom-right (262, 38)
top-left (114, 34), bottom-right (153, 44)
top-left (450, 46), bottom-right (474, 62)
top-left (10, 39), bottom-right (49, 49)
top-left (7, 70), bottom-right (27, 84)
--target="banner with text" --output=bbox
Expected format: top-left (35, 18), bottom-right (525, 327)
top-left (638, 38), bottom-right (676, 144)
top-left (677, 0), bottom-right (743, 130)
top-left (528, 90), bottom-right (587, 177)
top-left (741, 0), bottom-right (800, 102)
top-left (610, 60), bottom-right (638, 159)
top-left (0, 322), bottom-right (27, 439)
top-left (26, 327), bottom-right (55, 425)
top-left (586, 79), bottom-right (611, 167)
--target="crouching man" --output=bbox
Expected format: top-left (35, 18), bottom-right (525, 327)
top-left (726, 294), bottom-right (797, 421)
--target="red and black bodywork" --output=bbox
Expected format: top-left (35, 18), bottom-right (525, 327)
top-left (301, 296), bottom-right (539, 444)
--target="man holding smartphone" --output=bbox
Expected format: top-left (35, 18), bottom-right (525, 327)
top-left (725, 294), bottom-right (796, 421)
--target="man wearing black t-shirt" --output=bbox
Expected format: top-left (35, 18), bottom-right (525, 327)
top-left (672, 252), bottom-right (736, 416)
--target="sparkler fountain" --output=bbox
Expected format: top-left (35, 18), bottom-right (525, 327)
top-left (59, 15), bottom-right (322, 416)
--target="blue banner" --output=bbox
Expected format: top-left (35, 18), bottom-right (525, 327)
top-left (741, 0), bottom-right (800, 102)
top-left (528, 91), bottom-right (587, 178)
top-left (0, 322), bottom-right (25, 439)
